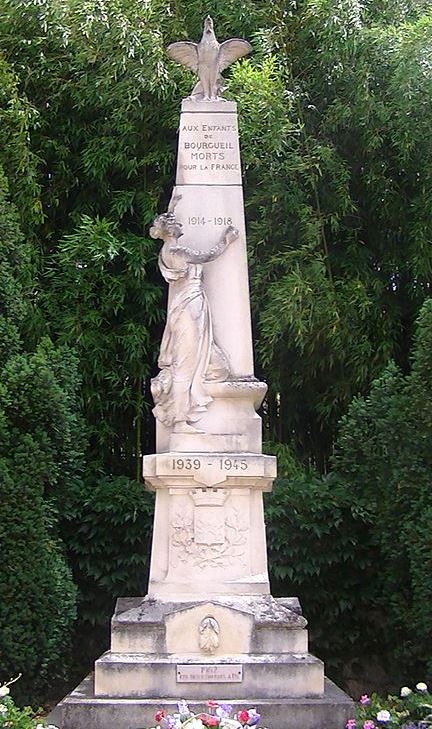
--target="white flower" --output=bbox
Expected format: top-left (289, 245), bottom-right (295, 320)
top-left (376, 711), bottom-right (391, 723)
top-left (0, 686), bottom-right (10, 698)
top-left (416, 682), bottom-right (428, 693)
top-left (400, 687), bottom-right (412, 697)
top-left (35, 724), bottom-right (45, 729)
top-left (220, 720), bottom-right (242, 729)
top-left (0, 705), bottom-right (7, 715)
top-left (182, 718), bottom-right (204, 729)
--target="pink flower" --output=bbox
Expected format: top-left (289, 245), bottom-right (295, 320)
top-left (238, 711), bottom-right (250, 724)
top-left (346, 720), bottom-right (356, 729)
top-left (363, 721), bottom-right (375, 729)
top-left (360, 695), bottom-right (370, 705)
top-left (198, 714), bottom-right (219, 727)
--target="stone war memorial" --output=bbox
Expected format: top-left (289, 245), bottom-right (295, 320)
top-left (56, 17), bottom-right (353, 729)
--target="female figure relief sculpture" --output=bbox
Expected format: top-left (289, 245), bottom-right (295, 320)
top-left (150, 192), bottom-right (238, 434)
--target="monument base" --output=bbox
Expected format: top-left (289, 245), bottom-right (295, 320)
top-left (55, 674), bottom-right (353, 729)
top-left (50, 595), bottom-right (354, 729)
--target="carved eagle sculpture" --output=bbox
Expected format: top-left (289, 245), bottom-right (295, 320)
top-left (166, 15), bottom-right (252, 100)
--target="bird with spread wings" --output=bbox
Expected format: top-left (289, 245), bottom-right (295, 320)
top-left (166, 15), bottom-right (252, 100)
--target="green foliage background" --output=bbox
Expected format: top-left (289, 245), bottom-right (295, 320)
top-left (0, 159), bottom-right (77, 702)
top-left (1, 0), bottom-right (432, 701)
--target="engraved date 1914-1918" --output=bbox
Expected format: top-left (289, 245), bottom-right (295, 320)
top-left (188, 216), bottom-right (232, 226)
top-left (171, 457), bottom-right (248, 471)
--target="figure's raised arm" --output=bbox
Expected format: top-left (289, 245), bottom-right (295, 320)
top-left (169, 225), bottom-right (238, 263)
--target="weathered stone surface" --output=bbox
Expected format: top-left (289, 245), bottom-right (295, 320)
top-left (167, 17), bottom-right (252, 102)
top-left (94, 651), bottom-right (324, 699)
top-left (110, 595), bottom-right (307, 656)
top-left (152, 97), bottom-right (262, 454)
top-left (54, 674), bottom-right (354, 729)
top-left (176, 112), bottom-right (241, 185)
top-left (143, 456), bottom-right (276, 601)
top-left (144, 452), bottom-right (276, 489)
top-left (181, 98), bottom-right (237, 113)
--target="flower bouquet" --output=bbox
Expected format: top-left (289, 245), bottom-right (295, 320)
top-left (151, 701), bottom-right (264, 729)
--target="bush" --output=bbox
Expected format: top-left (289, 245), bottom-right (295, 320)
top-left (61, 475), bottom-right (154, 666)
top-left (264, 302), bottom-right (432, 689)
top-left (0, 348), bottom-right (79, 704)
top-left (0, 169), bottom-right (79, 704)
top-left (265, 472), bottom-right (379, 685)
top-left (332, 300), bottom-right (432, 683)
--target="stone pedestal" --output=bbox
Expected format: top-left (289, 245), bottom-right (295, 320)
top-left (144, 453), bottom-right (275, 599)
top-left (94, 595), bottom-right (321, 700)
top-left (57, 595), bottom-right (354, 729)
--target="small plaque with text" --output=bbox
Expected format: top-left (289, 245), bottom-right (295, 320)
top-left (176, 664), bottom-right (243, 683)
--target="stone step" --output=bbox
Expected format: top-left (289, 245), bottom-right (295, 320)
top-left (57, 673), bottom-right (354, 729)
top-left (94, 651), bottom-right (324, 699)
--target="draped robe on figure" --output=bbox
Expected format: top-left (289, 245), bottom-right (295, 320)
top-left (151, 244), bottom-right (229, 428)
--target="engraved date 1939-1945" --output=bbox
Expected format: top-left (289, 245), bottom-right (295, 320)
top-left (171, 457), bottom-right (248, 471)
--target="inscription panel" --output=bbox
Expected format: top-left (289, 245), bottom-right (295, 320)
top-left (176, 112), bottom-right (242, 186)
top-left (155, 454), bottom-right (266, 484)
top-left (171, 184), bottom-right (254, 376)
top-left (172, 185), bottom-right (245, 250)
top-left (176, 664), bottom-right (243, 683)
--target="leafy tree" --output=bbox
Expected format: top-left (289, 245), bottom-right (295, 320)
top-left (1, 0), bottom-right (431, 471)
top-left (231, 0), bottom-right (432, 467)
top-left (60, 475), bottom-right (154, 668)
top-left (264, 301), bottom-right (432, 689)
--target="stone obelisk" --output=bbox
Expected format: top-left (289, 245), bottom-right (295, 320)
top-left (55, 17), bottom-right (353, 729)
top-left (143, 16), bottom-right (274, 601)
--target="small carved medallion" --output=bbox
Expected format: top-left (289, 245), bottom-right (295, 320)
top-left (199, 616), bottom-right (220, 654)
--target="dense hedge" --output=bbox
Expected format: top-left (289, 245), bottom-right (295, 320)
top-left (0, 170), bottom-right (78, 703)
top-left (333, 301), bottom-right (432, 681)
top-left (61, 475), bottom-right (154, 665)
top-left (265, 473), bottom-right (380, 687)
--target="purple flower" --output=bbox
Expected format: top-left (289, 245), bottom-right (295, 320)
top-left (216, 705), bottom-right (232, 719)
top-left (247, 712), bottom-right (261, 727)
top-left (346, 720), bottom-right (357, 729)
top-left (360, 695), bottom-right (371, 705)
top-left (177, 701), bottom-right (190, 716)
